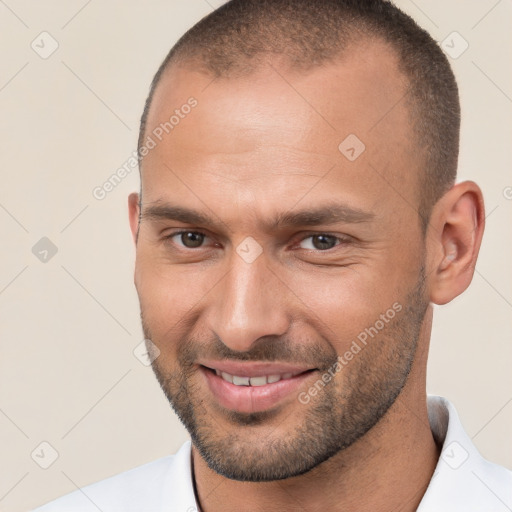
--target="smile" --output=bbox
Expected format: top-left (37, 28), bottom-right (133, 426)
top-left (213, 369), bottom-right (304, 386)
top-left (198, 362), bottom-right (317, 414)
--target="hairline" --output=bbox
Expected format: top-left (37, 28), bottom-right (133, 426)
top-left (138, 29), bottom-right (452, 236)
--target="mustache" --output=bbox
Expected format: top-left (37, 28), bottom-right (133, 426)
top-left (180, 335), bottom-right (337, 368)
top-left (141, 316), bottom-right (337, 371)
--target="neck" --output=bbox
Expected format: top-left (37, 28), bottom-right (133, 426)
top-left (192, 309), bottom-right (439, 512)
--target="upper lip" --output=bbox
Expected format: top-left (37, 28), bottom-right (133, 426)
top-left (198, 360), bottom-right (315, 377)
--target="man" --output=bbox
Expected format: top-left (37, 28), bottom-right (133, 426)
top-left (34, 0), bottom-right (511, 510)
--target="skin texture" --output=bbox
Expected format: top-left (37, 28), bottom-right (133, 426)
top-left (129, 41), bottom-right (485, 512)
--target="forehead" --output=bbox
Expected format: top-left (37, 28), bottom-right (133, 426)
top-left (141, 41), bottom-right (419, 224)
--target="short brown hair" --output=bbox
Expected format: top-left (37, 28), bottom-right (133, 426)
top-left (138, 0), bottom-right (460, 225)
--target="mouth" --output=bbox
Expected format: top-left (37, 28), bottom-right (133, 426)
top-left (198, 361), bottom-right (317, 414)
top-left (212, 368), bottom-right (306, 386)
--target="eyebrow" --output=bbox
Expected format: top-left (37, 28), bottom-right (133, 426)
top-left (142, 201), bottom-right (374, 232)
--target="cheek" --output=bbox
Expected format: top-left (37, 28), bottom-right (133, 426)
top-left (285, 267), bottom-right (405, 352)
top-left (135, 254), bottom-right (218, 337)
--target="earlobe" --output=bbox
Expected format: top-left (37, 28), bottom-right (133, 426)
top-left (428, 181), bottom-right (485, 305)
top-left (128, 192), bottom-right (140, 245)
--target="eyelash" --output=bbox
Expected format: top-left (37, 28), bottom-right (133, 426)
top-left (163, 230), bottom-right (349, 252)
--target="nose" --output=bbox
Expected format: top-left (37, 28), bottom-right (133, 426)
top-left (205, 248), bottom-right (290, 352)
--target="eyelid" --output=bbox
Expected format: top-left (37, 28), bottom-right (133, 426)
top-left (299, 231), bottom-right (350, 240)
top-left (164, 229), bottom-right (212, 247)
top-left (163, 229), bottom-right (352, 251)
top-left (295, 232), bottom-right (351, 250)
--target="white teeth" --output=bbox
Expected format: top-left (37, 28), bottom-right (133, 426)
top-left (221, 371), bottom-right (233, 383)
top-left (215, 370), bottom-right (301, 386)
top-left (232, 375), bottom-right (250, 386)
top-left (249, 376), bottom-right (267, 387)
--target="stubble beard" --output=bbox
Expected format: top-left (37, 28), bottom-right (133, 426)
top-left (142, 268), bottom-right (428, 482)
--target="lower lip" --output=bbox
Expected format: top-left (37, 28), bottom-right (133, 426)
top-left (200, 366), bottom-right (315, 414)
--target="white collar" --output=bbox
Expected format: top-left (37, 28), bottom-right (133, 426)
top-left (417, 395), bottom-right (512, 511)
top-left (176, 396), bottom-right (512, 511)
top-left (36, 396), bottom-right (511, 511)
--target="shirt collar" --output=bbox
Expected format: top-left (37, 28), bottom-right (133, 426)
top-left (417, 395), bottom-right (512, 511)
top-left (177, 396), bottom-right (511, 512)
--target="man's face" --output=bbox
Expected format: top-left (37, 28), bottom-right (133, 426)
top-left (132, 42), bottom-right (430, 481)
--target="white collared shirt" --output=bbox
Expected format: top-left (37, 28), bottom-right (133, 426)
top-left (33, 396), bottom-right (512, 511)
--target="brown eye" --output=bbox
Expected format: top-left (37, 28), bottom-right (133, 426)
top-left (175, 231), bottom-right (206, 248)
top-left (299, 234), bottom-right (340, 251)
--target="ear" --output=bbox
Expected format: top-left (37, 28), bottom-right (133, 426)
top-left (426, 181), bottom-right (485, 305)
top-left (128, 192), bottom-right (140, 245)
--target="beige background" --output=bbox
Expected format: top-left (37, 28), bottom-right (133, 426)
top-left (0, 1), bottom-right (511, 511)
